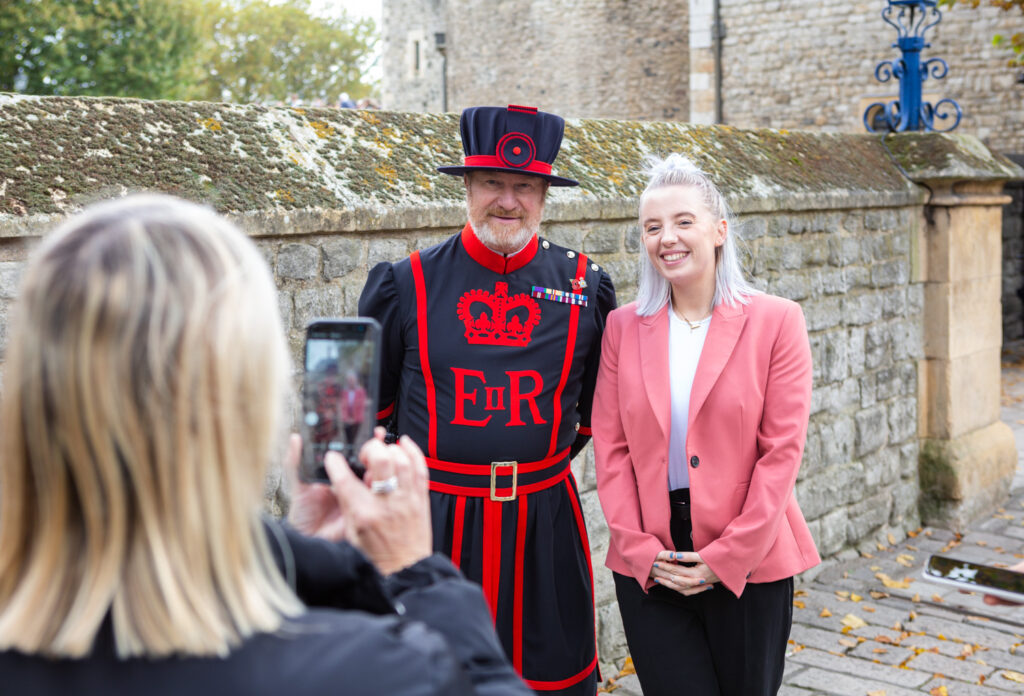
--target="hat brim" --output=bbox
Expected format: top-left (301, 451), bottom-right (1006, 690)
top-left (437, 165), bottom-right (578, 187)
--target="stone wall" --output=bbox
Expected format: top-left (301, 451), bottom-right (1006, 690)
top-left (2, 96), bottom-right (1020, 674)
top-left (1003, 156), bottom-right (1024, 341)
top-left (383, 0), bottom-right (690, 120)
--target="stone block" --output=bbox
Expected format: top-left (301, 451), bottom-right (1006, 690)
top-left (801, 296), bottom-right (842, 332)
top-left (874, 366), bottom-right (900, 401)
top-left (819, 415), bottom-right (855, 466)
top-left (845, 492), bottom-right (892, 543)
top-left (583, 224), bottom-right (623, 255)
top-left (923, 276), bottom-right (1002, 360)
top-left (0, 261), bottom-right (24, 299)
top-left (811, 507), bottom-right (850, 556)
top-left (580, 489), bottom-right (609, 556)
top-left (888, 396), bottom-right (917, 444)
top-left (840, 292), bottom-right (883, 326)
top-left (880, 286), bottom-right (907, 318)
top-left (855, 404), bottom-right (889, 456)
top-left (277, 243), bottom-right (319, 280)
top-left (738, 216), bottom-right (767, 240)
top-left (277, 289), bottom-right (294, 332)
top-left (846, 327), bottom-right (866, 375)
top-left (367, 238), bottom-right (408, 267)
top-left (919, 420), bottom-right (1017, 531)
top-left (920, 348), bottom-right (1001, 440)
top-left (322, 237), bottom-right (363, 278)
top-left (859, 372), bottom-right (877, 408)
top-left (890, 480), bottom-right (921, 529)
top-left (828, 234), bottom-right (861, 266)
top-left (596, 601), bottom-right (628, 667)
top-left (771, 272), bottom-right (811, 302)
top-left (819, 330), bottom-right (848, 383)
top-left (926, 205), bottom-right (1004, 282)
top-left (862, 447), bottom-right (900, 489)
top-left (864, 324), bottom-right (889, 370)
top-left (293, 285), bottom-right (344, 329)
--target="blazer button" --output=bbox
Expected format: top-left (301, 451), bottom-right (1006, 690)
top-left (689, 455), bottom-right (699, 468)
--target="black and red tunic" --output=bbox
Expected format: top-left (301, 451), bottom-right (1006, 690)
top-left (359, 224), bottom-right (615, 694)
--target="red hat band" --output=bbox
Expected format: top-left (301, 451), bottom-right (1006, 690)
top-left (462, 131), bottom-right (553, 176)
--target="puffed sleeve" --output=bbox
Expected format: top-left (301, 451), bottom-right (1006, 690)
top-left (571, 269), bottom-right (617, 459)
top-left (697, 300), bottom-right (813, 597)
top-left (359, 262), bottom-right (404, 432)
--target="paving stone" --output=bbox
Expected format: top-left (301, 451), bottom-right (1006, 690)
top-left (787, 666), bottom-right (922, 696)
top-left (786, 647), bottom-right (931, 687)
top-left (848, 639), bottom-right (914, 665)
top-left (789, 623), bottom-right (855, 653)
top-left (906, 615), bottom-right (1022, 652)
top-left (923, 676), bottom-right (1022, 695)
top-left (905, 649), bottom-right (997, 683)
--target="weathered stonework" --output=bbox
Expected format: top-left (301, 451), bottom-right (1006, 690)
top-left (2, 97), bottom-right (1020, 675)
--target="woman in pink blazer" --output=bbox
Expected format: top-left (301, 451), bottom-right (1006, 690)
top-left (593, 155), bottom-right (820, 696)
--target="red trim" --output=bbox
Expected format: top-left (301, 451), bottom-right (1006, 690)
top-left (460, 223), bottom-right (538, 274)
top-left (426, 448), bottom-right (568, 475)
top-left (524, 654), bottom-right (598, 691)
top-left (410, 252), bottom-right (438, 458)
top-left (496, 132), bottom-right (536, 168)
top-left (451, 496), bottom-right (466, 568)
top-left (577, 425), bottom-right (592, 437)
top-left (547, 254), bottom-right (587, 457)
top-left (507, 104), bottom-right (538, 114)
top-left (513, 495), bottom-right (528, 673)
top-left (464, 154), bottom-right (552, 176)
top-left (427, 464), bottom-right (570, 498)
top-left (376, 402), bottom-right (395, 420)
top-left (482, 499), bottom-right (502, 623)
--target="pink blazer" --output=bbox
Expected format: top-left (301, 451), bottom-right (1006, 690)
top-left (592, 294), bottom-right (820, 597)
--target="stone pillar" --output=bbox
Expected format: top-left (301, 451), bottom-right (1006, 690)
top-left (915, 180), bottom-right (1018, 529)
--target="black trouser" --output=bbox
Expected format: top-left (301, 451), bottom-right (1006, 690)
top-left (613, 488), bottom-right (793, 696)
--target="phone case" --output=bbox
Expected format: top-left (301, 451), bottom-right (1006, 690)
top-left (921, 555), bottom-right (1024, 604)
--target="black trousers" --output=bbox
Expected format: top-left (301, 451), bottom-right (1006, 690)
top-left (613, 489), bottom-right (793, 696)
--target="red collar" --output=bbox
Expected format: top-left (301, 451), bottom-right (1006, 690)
top-left (459, 223), bottom-right (538, 274)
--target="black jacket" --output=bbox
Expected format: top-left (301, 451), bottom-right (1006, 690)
top-left (0, 522), bottom-right (531, 696)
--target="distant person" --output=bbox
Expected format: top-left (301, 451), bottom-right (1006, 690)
top-left (0, 194), bottom-right (531, 696)
top-left (593, 155), bottom-right (821, 696)
top-left (338, 92), bottom-right (357, 108)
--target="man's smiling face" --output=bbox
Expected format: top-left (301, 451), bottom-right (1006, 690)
top-left (464, 170), bottom-right (548, 254)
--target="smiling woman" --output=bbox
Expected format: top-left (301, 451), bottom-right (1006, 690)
top-left (592, 154), bottom-right (820, 696)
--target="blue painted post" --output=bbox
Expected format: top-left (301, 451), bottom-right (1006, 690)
top-left (864, 0), bottom-right (962, 133)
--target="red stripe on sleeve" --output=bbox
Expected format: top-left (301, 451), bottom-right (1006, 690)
top-left (410, 251), bottom-right (438, 458)
top-left (547, 254), bottom-right (587, 456)
top-left (376, 402), bottom-right (395, 420)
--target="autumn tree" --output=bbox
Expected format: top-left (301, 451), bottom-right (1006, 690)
top-left (940, 0), bottom-right (1024, 65)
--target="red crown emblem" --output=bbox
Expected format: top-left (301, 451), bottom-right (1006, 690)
top-left (456, 282), bottom-right (541, 347)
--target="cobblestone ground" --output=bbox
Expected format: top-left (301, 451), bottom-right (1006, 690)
top-left (600, 343), bottom-right (1024, 695)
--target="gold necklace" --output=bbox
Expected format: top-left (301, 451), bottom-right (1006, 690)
top-left (677, 307), bottom-right (710, 332)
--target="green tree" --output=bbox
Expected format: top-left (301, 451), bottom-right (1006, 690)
top-left (192, 0), bottom-right (376, 104)
top-left (0, 0), bottom-right (207, 99)
top-left (940, 0), bottom-right (1024, 66)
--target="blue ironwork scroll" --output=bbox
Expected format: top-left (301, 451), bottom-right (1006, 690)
top-left (863, 0), bottom-right (962, 133)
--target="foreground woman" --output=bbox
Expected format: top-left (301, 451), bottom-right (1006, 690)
top-left (593, 155), bottom-right (821, 696)
top-left (0, 194), bottom-right (528, 696)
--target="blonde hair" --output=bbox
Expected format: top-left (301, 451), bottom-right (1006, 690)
top-left (635, 154), bottom-right (760, 316)
top-left (0, 194), bottom-right (302, 658)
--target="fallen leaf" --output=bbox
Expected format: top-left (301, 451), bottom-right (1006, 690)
top-left (888, 533), bottom-right (897, 545)
top-left (867, 690), bottom-right (886, 696)
top-left (873, 647), bottom-right (888, 653)
top-left (1002, 670), bottom-right (1024, 684)
top-left (876, 635), bottom-right (894, 644)
top-left (851, 593), bottom-right (863, 602)
top-left (870, 565), bottom-right (882, 571)
top-left (960, 645), bottom-right (975, 657)
top-left (841, 614), bottom-right (868, 629)
top-left (838, 638), bottom-right (858, 647)
top-left (929, 686), bottom-right (948, 696)
top-left (820, 607), bottom-right (832, 618)
top-left (791, 643), bottom-right (805, 653)
top-left (908, 529), bottom-right (919, 537)
top-left (976, 540), bottom-right (988, 547)
top-left (876, 572), bottom-right (911, 589)
top-left (864, 606), bottom-right (876, 613)
top-left (932, 594), bottom-right (944, 603)
top-left (836, 590), bottom-right (851, 599)
top-left (870, 591), bottom-right (889, 599)
top-left (912, 594), bottom-right (921, 602)
top-left (619, 657), bottom-right (635, 676)
top-left (793, 600), bottom-right (806, 609)
top-left (794, 589), bottom-right (808, 597)
top-left (896, 554), bottom-right (915, 567)
top-left (862, 551), bottom-right (875, 559)
top-left (905, 544), bottom-right (918, 551)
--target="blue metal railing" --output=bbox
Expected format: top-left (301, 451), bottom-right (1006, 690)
top-left (863, 0), bottom-right (962, 132)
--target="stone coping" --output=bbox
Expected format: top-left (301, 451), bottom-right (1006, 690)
top-left (3, 93), bottom-right (1020, 237)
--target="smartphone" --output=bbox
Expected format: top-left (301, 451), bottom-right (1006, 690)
top-left (299, 318), bottom-right (381, 483)
top-left (921, 554), bottom-right (1024, 605)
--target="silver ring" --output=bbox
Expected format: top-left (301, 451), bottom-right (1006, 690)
top-left (370, 475), bottom-right (399, 495)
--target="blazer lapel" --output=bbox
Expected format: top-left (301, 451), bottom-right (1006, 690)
top-left (689, 302), bottom-right (747, 425)
top-left (639, 305), bottom-right (671, 442)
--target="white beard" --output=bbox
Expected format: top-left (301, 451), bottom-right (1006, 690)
top-left (472, 219), bottom-right (538, 255)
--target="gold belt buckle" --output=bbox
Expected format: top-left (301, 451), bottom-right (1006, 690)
top-left (490, 460), bottom-right (518, 502)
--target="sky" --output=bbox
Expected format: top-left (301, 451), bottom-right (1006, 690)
top-left (310, 0), bottom-right (382, 25)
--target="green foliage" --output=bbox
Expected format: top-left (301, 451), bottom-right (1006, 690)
top-left (0, 0), bottom-right (377, 102)
top-left (194, 0), bottom-right (377, 103)
top-left (939, 0), bottom-right (1024, 66)
top-left (0, 0), bottom-right (205, 98)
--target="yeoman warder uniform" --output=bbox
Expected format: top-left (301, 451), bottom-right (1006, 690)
top-left (359, 105), bottom-right (615, 695)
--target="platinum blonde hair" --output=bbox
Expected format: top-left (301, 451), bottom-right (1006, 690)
top-left (635, 154), bottom-right (760, 316)
top-left (0, 194), bottom-right (302, 659)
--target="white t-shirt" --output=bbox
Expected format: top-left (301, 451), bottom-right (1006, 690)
top-left (668, 309), bottom-right (711, 491)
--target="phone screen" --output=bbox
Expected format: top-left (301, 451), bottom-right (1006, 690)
top-left (300, 318), bottom-right (381, 483)
top-left (924, 555), bottom-right (1024, 601)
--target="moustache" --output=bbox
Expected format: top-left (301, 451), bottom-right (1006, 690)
top-left (486, 208), bottom-right (523, 219)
